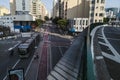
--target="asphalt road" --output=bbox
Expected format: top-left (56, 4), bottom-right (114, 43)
top-left (95, 26), bottom-right (120, 80)
top-left (0, 37), bottom-right (35, 80)
top-left (37, 24), bottom-right (72, 80)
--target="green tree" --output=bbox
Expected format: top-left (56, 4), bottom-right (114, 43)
top-left (44, 16), bottom-right (49, 21)
top-left (103, 18), bottom-right (109, 23)
top-left (57, 19), bottom-right (68, 30)
top-left (35, 19), bottom-right (44, 27)
top-left (52, 17), bottom-right (61, 24)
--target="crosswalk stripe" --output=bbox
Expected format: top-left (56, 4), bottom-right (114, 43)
top-left (57, 63), bottom-right (78, 78)
top-left (50, 70), bottom-right (66, 80)
top-left (54, 66), bottom-right (77, 80)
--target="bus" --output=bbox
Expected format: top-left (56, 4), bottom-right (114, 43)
top-left (18, 33), bottom-right (40, 58)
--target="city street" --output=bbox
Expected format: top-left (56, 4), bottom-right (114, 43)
top-left (37, 24), bottom-right (72, 80)
top-left (93, 26), bottom-right (120, 80)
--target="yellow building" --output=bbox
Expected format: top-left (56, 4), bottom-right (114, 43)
top-left (0, 6), bottom-right (10, 16)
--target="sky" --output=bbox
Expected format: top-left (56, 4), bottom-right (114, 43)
top-left (0, 0), bottom-right (120, 12)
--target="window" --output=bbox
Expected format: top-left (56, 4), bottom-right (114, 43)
top-left (101, 0), bottom-right (105, 3)
top-left (83, 20), bottom-right (85, 25)
top-left (97, 0), bottom-right (99, 3)
top-left (73, 20), bottom-right (76, 25)
top-left (96, 13), bottom-right (98, 16)
top-left (91, 0), bottom-right (95, 4)
top-left (91, 13), bottom-right (94, 17)
top-left (99, 20), bottom-right (102, 22)
top-left (99, 13), bottom-right (104, 17)
top-left (95, 20), bottom-right (97, 22)
top-left (80, 20), bottom-right (81, 25)
top-left (86, 20), bottom-right (88, 25)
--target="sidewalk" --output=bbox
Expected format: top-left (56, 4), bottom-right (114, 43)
top-left (25, 32), bottom-right (44, 80)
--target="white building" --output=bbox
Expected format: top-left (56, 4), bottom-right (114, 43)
top-left (69, 18), bottom-right (89, 32)
top-left (0, 15), bottom-right (35, 32)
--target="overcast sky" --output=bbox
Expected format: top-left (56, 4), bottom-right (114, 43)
top-left (0, 0), bottom-right (120, 12)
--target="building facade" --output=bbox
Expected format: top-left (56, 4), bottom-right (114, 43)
top-left (53, 0), bottom-right (105, 32)
top-left (30, 0), bottom-right (48, 20)
top-left (0, 6), bottom-right (10, 16)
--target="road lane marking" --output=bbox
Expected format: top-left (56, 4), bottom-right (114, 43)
top-left (57, 63), bottom-right (78, 78)
top-left (102, 27), bottom-right (120, 63)
top-left (3, 59), bottom-right (20, 80)
top-left (58, 47), bottom-right (63, 56)
top-left (47, 74), bottom-right (56, 80)
top-left (102, 52), bottom-right (120, 63)
top-left (54, 66), bottom-right (76, 80)
top-left (25, 53), bottom-right (35, 76)
top-left (96, 56), bottom-right (103, 60)
top-left (98, 36), bottom-right (103, 39)
top-left (50, 71), bottom-right (66, 80)
top-left (98, 42), bottom-right (108, 46)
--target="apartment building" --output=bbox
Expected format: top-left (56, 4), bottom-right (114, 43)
top-left (30, 0), bottom-right (48, 20)
top-left (90, 0), bottom-right (105, 23)
top-left (0, 6), bottom-right (10, 16)
top-left (53, 0), bottom-right (105, 32)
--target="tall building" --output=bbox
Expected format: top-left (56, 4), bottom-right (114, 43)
top-left (53, 0), bottom-right (105, 32)
top-left (90, 0), bottom-right (105, 23)
top-left (10, 0), bottom-right (31, 15)
top-left (53, 0), bottom-right (105, 23)
top-left (105, 8), bottom-right (119, 18)
top-left (0, 6), bottom-right (10, 16)
top-left (10, 0), bottom-right (16, 15)
top-left (30, 0), bottom-right (48, 20)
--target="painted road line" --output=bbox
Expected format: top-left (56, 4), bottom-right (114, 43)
top-left (25, 53), bottom-right (36, 76)
top-left (59, 47), bottom-right (63, 56)
top-left (98, 42), bottom-right (108, 46)
top-left (47, 74), bottom-right (56, 80)
top-left (50, 71), bottom-right (66, 80)
top-left (54, 66), bottom-right (77, 80)
top-left (3, 59), bottom-right (20, 80)
top-left (57, 63), bottom-right (78, 78)
top-left (59, 60), bottom-right (78, 73)
top-left (102, 27), bottom-right (120, 63)
top-left (96, 56), bottom-right (104, 60)
top-left (59, 61), bottom-right (78, 74)
top-left (102, 51), bottom-right (120, 63)
top-left (98, 36), bottom-right (103, 39)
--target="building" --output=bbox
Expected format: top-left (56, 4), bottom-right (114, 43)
top-left (0, 0), bottom-right (36, 32)
top-left (105, 8), bottom-right (119, 18)
top-left (0, 6), bottom-right (10, 16)
top-left (53, 0), bottom-right (59, 18)
top-left (10, 0), bottom-right (31, 15)
top-left (53, 0), bottom-right (105, 32)
top-left (30, 0), bottom-right (48, 20)
top-left (0, 15), bottom-right (35, 32)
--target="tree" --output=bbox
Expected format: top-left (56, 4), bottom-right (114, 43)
top-left (103, 18), bottom-right (109, 23)
top-left (35, 19), bottom-right (44, 27)
top-left (44, 16), bottom-right (49, 21)
top-left (52, 17), bottom-right (61, 24)
top-left (57, 19), bottom-right (68, 31)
